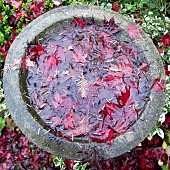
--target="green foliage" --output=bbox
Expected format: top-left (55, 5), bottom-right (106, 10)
top-left (53, 156), bottom-right (87, 170)
top-left (44, 0), bottom-right (55, 10)
top-left (74, 162), bottom-right (87, 170)
top-left (0, 0), bottom-right (15, 46)
top-left (53, 157), bottom-right (66, 170)
top-left (0, 82), bottom-right (6, 136)
top-left (161, 164), bottom-right (168, 170)
top-left (61, 0), bottom-right (112, 8)
top-left (0, 116), bottom-right (5, 136)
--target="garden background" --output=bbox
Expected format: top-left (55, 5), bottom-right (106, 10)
top-left (0, 0), bottom-right (170, 169)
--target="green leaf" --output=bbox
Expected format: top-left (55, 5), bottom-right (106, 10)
top-left (156, 128), bottom-right (164, 139)
top-left (0, 116), bottom-right (5, 136)
top-left (53, 157), bottom-right (66, 170)
top-left (161, 165), bottom-right (168, 170)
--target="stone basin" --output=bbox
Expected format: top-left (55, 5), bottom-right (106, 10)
top-left (3, 5), bottom-right (165, 161)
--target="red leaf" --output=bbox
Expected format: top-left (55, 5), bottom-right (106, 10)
top-left (165, 64), bottom-right (170, 76)
top-left (91, 128), bottom-right (115, 143)
top-left (161, 33), bottom-right (170, 46)
top-left (66, 116), bottom-right (93, 138)
top-left (72, 46), bottom-right (87, 63)
top-left (150, 78), bottom-right (166, 93)
top-left (117, 86), bottom-right (130, 107)
top-left (112, 4), bottom-right (120, 12)
top-left (51, 91), bottom-right (63, 109)
top-left (109, 17), bottom-right (115, 26)
top-left (128, 24), bottom-right (142, 40)
top-left (44, 55), bottom-right (59, 72)
top-left (107, 129), bottom-right (115, 144)
top-left (50, 116), bottom-right (62, 127)
top-left (29, 42), bottom-right (44, 60)
top-left (100, 102), bottom-right (118, 120)
top-left (62, 110), bottom-right (80, 130)
top-left (139, 62), bottom-right (149, 72)
top-left (73, 16), bottom-right (85, 28)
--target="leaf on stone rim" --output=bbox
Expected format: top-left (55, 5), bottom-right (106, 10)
top-left (73, 16), bottom-right (85, 28)
top-left (128, 24), bottom-right (142, 40)
top-left (150, 78), bottom-right (166, 93)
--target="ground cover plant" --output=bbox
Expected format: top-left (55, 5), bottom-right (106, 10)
top-left (0, 0), bottom-right (170, 169)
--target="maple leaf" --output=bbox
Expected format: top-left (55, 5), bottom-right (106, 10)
top-left (117, 86), bottom-right (130, 107)
top-left (109, 17), bottom-right (115, 26)
top-left (90, 128), bottom-right (115, 144)
top-left (161, 33), bottom-right (170, 46)
top-left (50, 116), bottom-right (62, 127)
top-left (100, 102), bottom-right (118, 120)
top-left (139, 62), bottom-right (149, 72)
top-left (66, 116), bottom-right (93, 138)
top-left (150, 78), bottom-right (166, 93)
top-left (29, 42), bottom-right (44, 60)
top-left (72, 47), bottom-right (87, 63)
top-left (73, 16), bottom-right (85, 28)
top-left (128, 24), bottom-right (142, 40)
top-left (62, 110), bottom-right (80, 130)
top-left (51, 91), bottom-right (63, 109)
top-left (44, 55), bottom-right (59, 72)
top-left (25, 57), bottom-right (35, 67)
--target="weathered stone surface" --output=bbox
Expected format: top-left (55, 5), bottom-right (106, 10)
top-left (3, 5), bottom-right (165, 160)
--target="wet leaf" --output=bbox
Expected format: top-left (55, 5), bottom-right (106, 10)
top-left (73, 16), bottom-right (85, 28)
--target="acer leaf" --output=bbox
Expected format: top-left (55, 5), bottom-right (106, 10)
top-left (29, 42), bottom-right (44, 60)
top-left (66, 116), bottom-right (93, 138)
top-left (51, 91), bottom-right (63, 109)
top-left (117, 86), bottom-right (130, 107)
top-left (139, 62), bottom-right (149, 72)
top-left (90, 128), bottom-right (115, 143)
top-left (50, 116), bottom-right (62, 127)
top-left (100, 102), bottom-right (118, 120)
top-left (128, 24), bottom-right (142, 40)
top-left (150, 78), bottom-right (166, 93)
top-left (44, 55), bottom-right (59, 72)
top-left (62, 110), bottom-right (80, 130)
top-left (73, 16), bottom-right (85, 28)
top-left (72, 47), bottom-right (87, 63)
top-left (109, 17), bottom-right (115, 26)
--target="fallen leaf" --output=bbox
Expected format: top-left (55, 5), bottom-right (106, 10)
top-left (128, 24), bottom-right (142, 40)
top-left (73, 16), bottom-right (85, 28)
top-left (50, 116), bottom-right (62, 127)
top-left (62, 110), bottom-right (80, 130)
